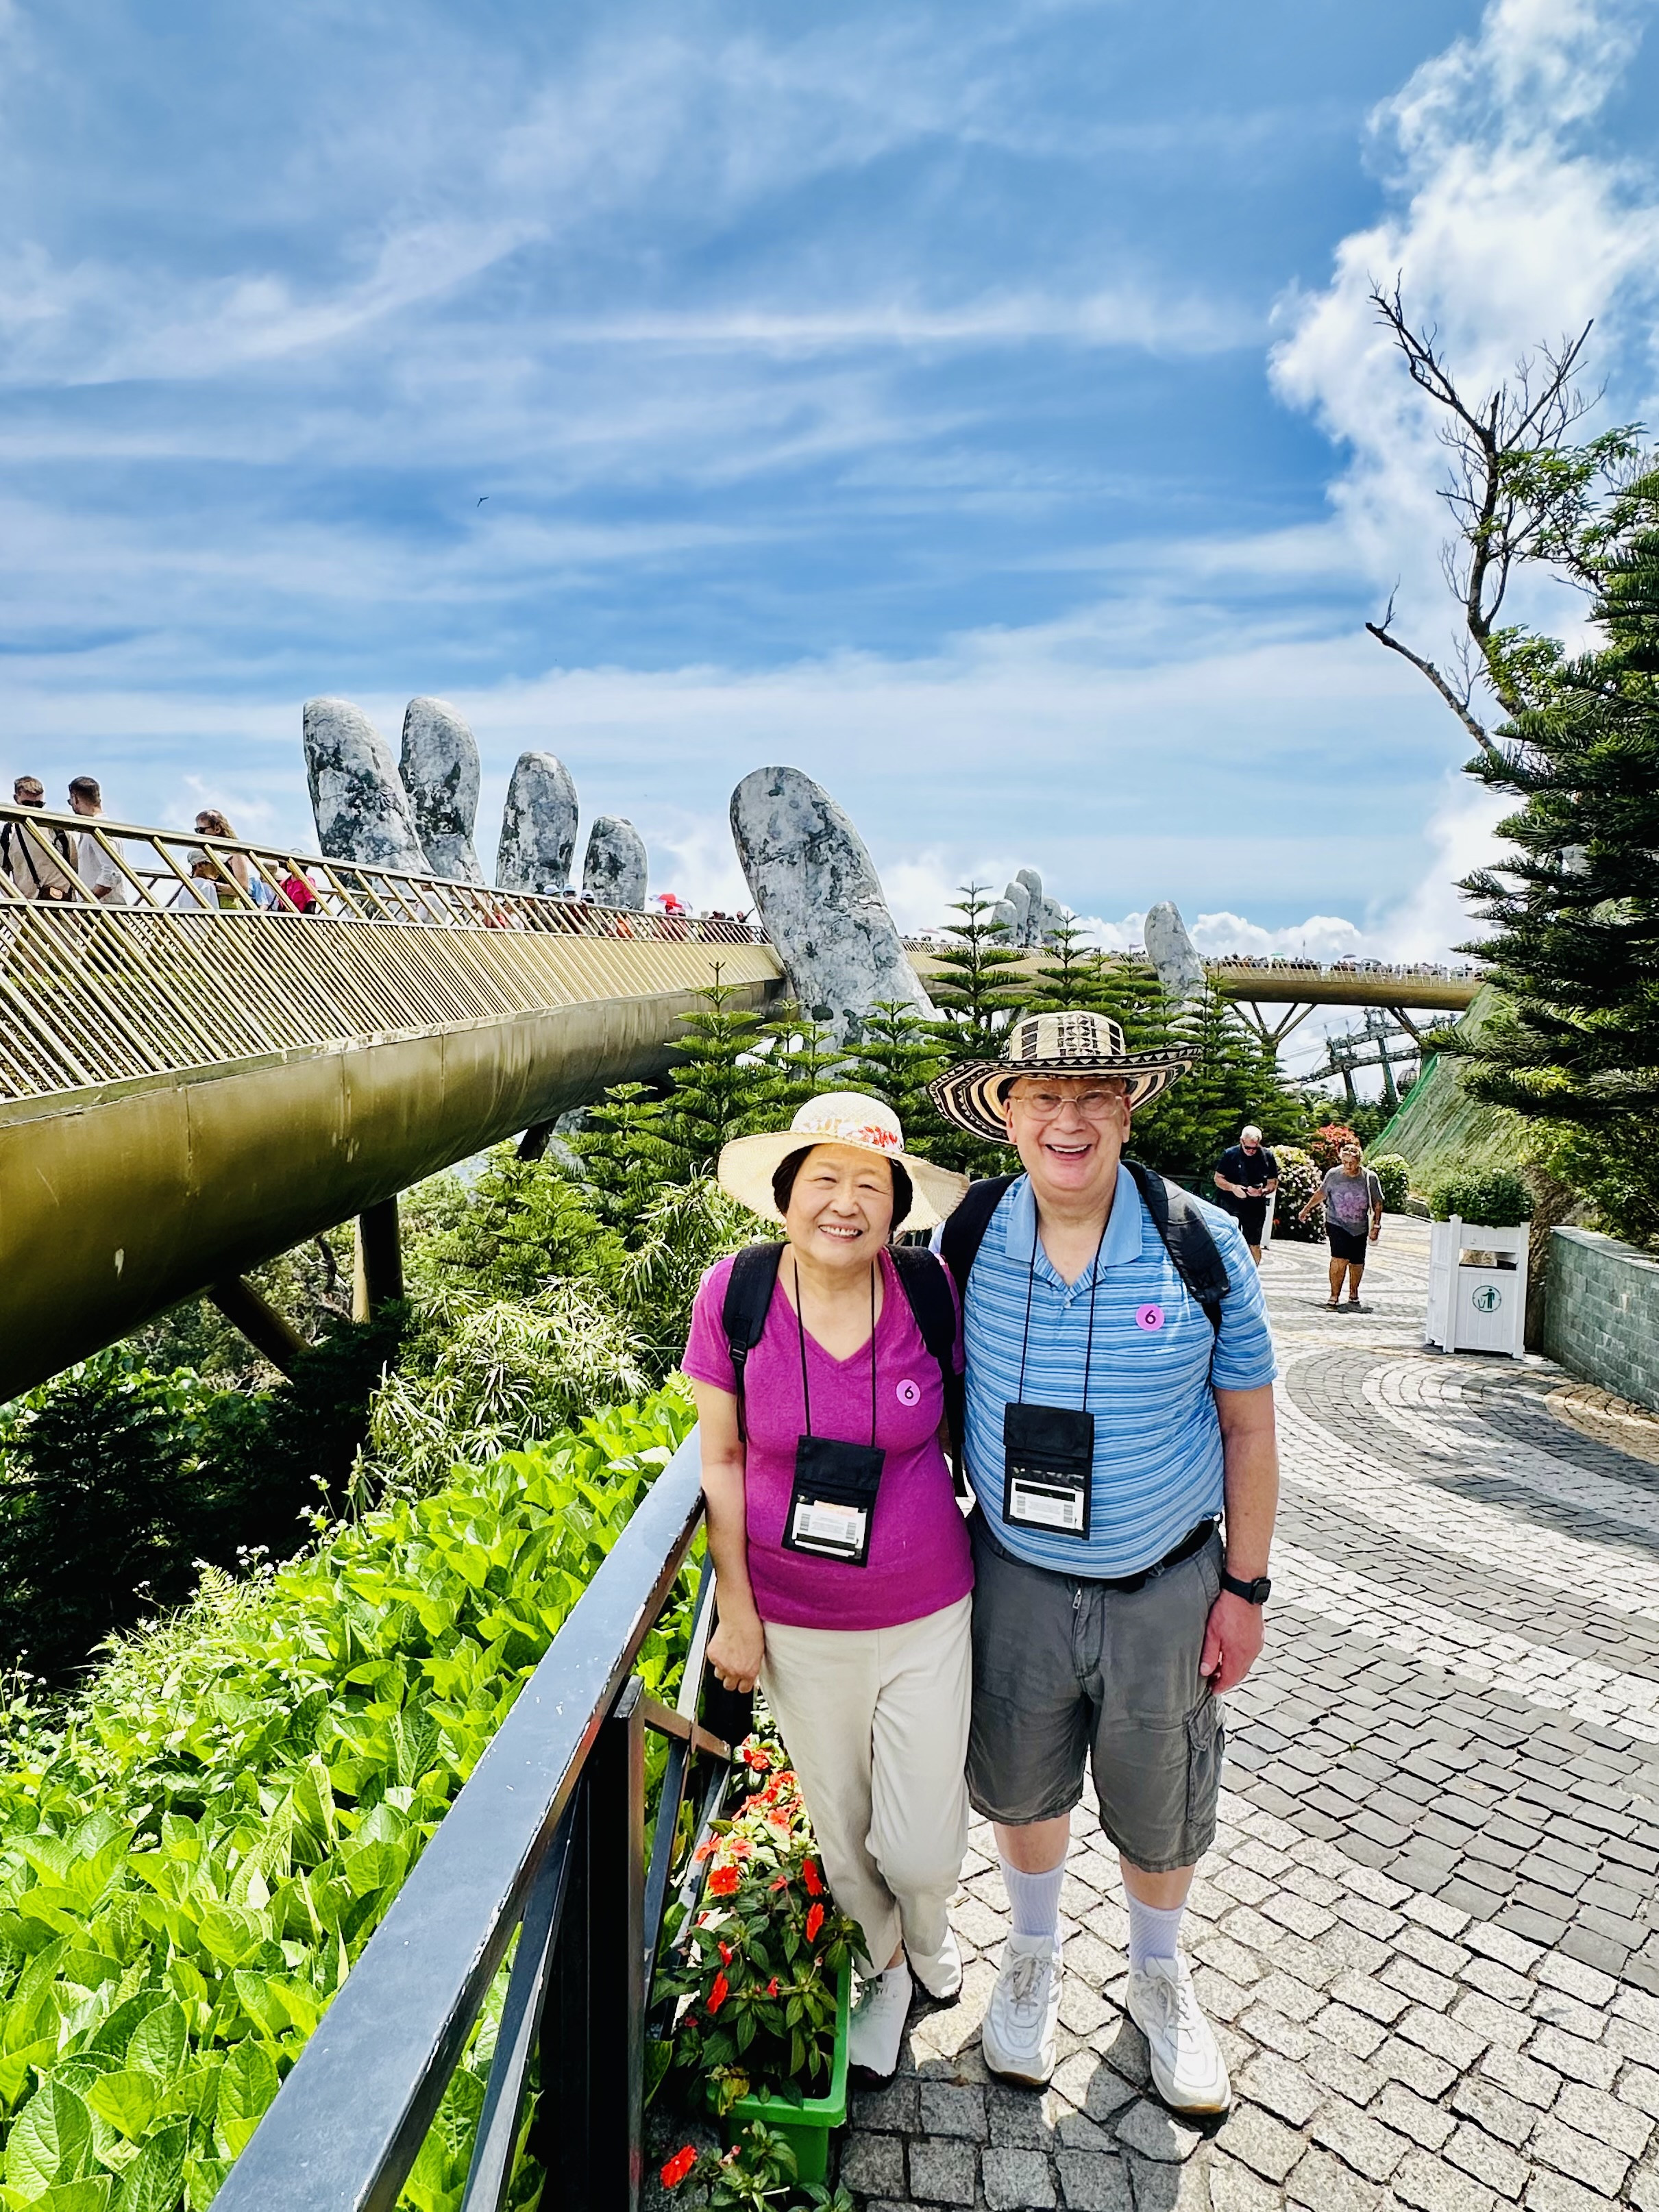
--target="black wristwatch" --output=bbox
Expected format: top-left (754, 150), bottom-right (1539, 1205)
top-left (1220, 1569), bottom-right (1272, 1606)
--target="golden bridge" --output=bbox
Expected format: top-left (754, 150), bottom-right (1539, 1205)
top-left (0, 804), bottom-right (1482, 1400)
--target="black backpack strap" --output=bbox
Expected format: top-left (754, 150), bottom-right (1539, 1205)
top-left (720, 1241), bottom-right (787, 1442)
top-left (938, 1174), bottom-right (1016, 1305)
top-left (888, 1244), bottom-right (965, 1479)
top-left (1123, 1159), bottom-right (1230, 1338)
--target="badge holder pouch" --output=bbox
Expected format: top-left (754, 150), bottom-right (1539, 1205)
top-left (783, 1435), bottom-right (885, 1566)
top-left (1003, 1401), bottom-right (1094, 1536)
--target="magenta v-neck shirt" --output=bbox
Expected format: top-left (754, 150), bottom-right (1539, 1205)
top-left (683, 1248), bottom-right (973, 1632)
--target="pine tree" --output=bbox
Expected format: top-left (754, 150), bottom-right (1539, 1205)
top-left (655, 969), bottom-right (776, 1177)
top-left (1129, 988), bottom-right (1307, 1183)
top-left (925, 883), bottom-right (1028, 1054)
top-left (754, 1001), bottom-right (841, 1120)
top-left (839, 1000), bottom-right (946, 1138)
top-left (1027, 914), bottom-right (1111, 1011)
top-left (1451, 465), bottom-right (1659, 1247)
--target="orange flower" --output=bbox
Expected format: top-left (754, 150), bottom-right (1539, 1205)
top-left (707, 1863), bottom-right (740, 1897)
top-left (805, 1902), bottom-right (824, 1943)
top-left (766, 1976), bottom-right (780, 1998)
top-left (662, 2146), bottom-right (698, 2189)
top-left (707, 1971), bottom-right (730, 2015)
top-left (801, 1858), bottom-right (823, 1897)
top-left (718, 1940), bottom-right (733, 1964)
top-left (693, 1839), bottom-right (715, 1863)
top-left (742, 1743), bottom-right (772, 1771)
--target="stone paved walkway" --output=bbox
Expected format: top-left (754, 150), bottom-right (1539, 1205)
top-left (843, 1218), bottom-right (1659, 2212)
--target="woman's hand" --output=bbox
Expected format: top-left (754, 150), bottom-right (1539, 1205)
top-left (708, 1610), bottom-right (765, 1694)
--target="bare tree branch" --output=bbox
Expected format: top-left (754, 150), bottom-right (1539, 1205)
top-left (1364, 616), bottom-right (1500, 761)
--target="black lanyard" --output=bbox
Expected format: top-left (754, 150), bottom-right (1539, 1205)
top-left (791, 1255), bottom-right (878, 1447)
top-left (1016, 1207), bottom-right (1107, 1408)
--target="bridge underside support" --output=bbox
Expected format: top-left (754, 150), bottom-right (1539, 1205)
top-left (352, 1197), bottom-right (404, 1320)
top-left (207, 1276), bottom-right (308, 1377)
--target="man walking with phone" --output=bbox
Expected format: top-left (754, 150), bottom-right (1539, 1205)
top-left (930, 1013), bottom-right (1279, 2116)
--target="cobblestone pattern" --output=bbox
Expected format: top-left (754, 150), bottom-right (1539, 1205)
top-left (839, 1220), bottom-right (1659, 2212)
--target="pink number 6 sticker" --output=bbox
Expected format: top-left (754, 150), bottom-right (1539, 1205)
top-left (1135, 1303), bottom-right (1164, 1331)
top-left (896, 1379), bottom-right (922, 1407)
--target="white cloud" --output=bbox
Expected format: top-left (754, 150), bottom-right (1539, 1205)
top-left (1270, 0), bottom-right (1659, 676)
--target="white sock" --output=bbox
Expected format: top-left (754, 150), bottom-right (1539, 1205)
top-left (1001, 1858), bottom-right (1066, 1944)
top-left (1127, 1895), bottom-right (1185, 1976)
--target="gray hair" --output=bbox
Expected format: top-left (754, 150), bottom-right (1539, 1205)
top-left (1241, 1125), bottom-right (1263, 1143)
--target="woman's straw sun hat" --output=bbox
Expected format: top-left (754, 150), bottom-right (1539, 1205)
top-left (929, 1010), bottom-right (1193, 1146)
top-left (716, 1091), bottom-right (969, 1232)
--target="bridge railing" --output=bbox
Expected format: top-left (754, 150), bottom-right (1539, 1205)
top-left (0, 804), bottom-right (764, 945)
top-left (215, 1425), bottom-right (741, 2212)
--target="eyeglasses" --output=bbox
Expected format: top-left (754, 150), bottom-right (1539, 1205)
top-left (1010, 1087), bottom-right (1125, 1122)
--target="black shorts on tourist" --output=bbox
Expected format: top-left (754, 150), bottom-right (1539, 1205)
top-left (1327, 1222), bottom-right (1368, 1264)
top-left (1233, 1194), bottom-right (1268, 1244)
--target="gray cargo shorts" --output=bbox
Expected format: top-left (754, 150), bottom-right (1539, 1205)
top-left (967, 1511), bottom-right (1225, 1873)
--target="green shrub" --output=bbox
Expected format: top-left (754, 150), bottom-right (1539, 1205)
top-left (1307, 1122), bottom-right (1359, 1172)
top-left (1270, 1146), bottom-right (1323, 1242)
top-left (0, 1311), bottom-right (406, 1687)
top-left (0, 1391), bottom-right (695, 2211)
top-left (1426, 1168), bottom-right (1534, 1227)
top-left (1369, 1155), bottom-right (1412, 1214)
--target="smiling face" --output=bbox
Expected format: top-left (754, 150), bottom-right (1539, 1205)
top-left (781, 1143), bottom-right (896, 1273)
top-left (1004, 1074), bottom-right (1131, 1213)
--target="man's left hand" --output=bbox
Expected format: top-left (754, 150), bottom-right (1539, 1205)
top-left (1199, 1590), bottom-right (1265, 1693)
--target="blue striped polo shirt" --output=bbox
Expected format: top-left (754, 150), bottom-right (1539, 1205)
top-left (959, 1166), bottom-right (1276, 1577)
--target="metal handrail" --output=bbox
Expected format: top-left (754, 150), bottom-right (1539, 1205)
top-left (0, 803), bottom-right (765, 946)
top-left (214, 1425), bottom-right (738, 2212)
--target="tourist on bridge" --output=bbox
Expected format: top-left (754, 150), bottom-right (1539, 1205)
top-left (928, 1012), bottom-right (1278, 2116)
top-left (1301, 1137), bottom-right (1384, 1311)
top-left (684, 1093), bottom-right (974, 2082)
top-left (193, 809), bottom-right (255, 903)
top-left (1212, 1122), bottom-right (1279, 1263)
top-left (66, 777), bottom-right (130, 904)
top-left (1, 778), bottom-right (77, 900)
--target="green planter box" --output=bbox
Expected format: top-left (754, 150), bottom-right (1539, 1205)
top-left (715, 1958), bottom-right (851, 2184)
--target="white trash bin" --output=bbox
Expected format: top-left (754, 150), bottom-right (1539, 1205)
top-left (1424, 1216), bottom-right (1528, 1358)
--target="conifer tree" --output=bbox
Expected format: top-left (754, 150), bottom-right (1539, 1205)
top-left (839, 1000), bottom-right (947, 1141)
top-left (1027, 914), bottom-right (1110, 1011)
top-left (924, 884), bottom-right (1027, 1054)
top-left (1451, 467), bottom-right (1659, 1246)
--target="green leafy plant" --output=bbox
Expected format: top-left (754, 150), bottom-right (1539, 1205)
top-left (1368, 1155), bottom-right (1412, 1213)
top-left (0, 1392), bottom-right (695, 2211)
top-left (658, 2122), bottom-right (852, 2212)
top-left (1271, 1146), bottom-right (1323, 1242)
top-left (1426, 1168), bottom-right (1534, 1227)
top-left (657, 1741), bottom-right (860, 2117)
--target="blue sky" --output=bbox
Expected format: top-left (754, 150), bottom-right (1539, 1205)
top-left (4, 0), bottom-right (1659, 993)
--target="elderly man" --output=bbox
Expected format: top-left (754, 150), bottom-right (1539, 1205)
top-left (930, 1012), bottom-right (1277, 2115)
top-left (1214, 1122), bottom-right (1279, 1263)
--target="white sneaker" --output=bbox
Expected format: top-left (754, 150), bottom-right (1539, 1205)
top-left (848, 1962), bottom-right (912, 2079)
top-left (981, 1932), bottom-right (1062, 2088)
top-left (1126, 1954), bottom-right (1231, 2114)
top-left (911, 1926), bottom-right (963, 2003)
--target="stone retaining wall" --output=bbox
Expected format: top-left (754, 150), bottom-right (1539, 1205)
top-left (1540, 1224), bottom-right (1659, 1411)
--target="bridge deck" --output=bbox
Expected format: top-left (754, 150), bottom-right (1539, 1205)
top-left (0, 891), bottom-right (780, 1399)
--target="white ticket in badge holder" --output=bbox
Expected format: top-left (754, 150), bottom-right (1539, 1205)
top-left (1007, 1478), bottom-right (1086, 1532)
top-left (791, 1497), bottom-right (868, 1555)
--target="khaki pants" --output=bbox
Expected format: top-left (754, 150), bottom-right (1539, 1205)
top-left (761, 1595), bottom-right (972, 1980)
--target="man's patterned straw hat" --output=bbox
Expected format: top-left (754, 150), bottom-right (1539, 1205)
top-left (717, 1090), bottom-right (970, 1231)
top-left (928, 1010), bottom-right (1194, 1145)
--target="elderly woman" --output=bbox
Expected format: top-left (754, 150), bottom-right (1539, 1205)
top-left (683, 1092), bottom-right (972, 2080)
top-left (1301, 1139), bottom-right (1384, 1310)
